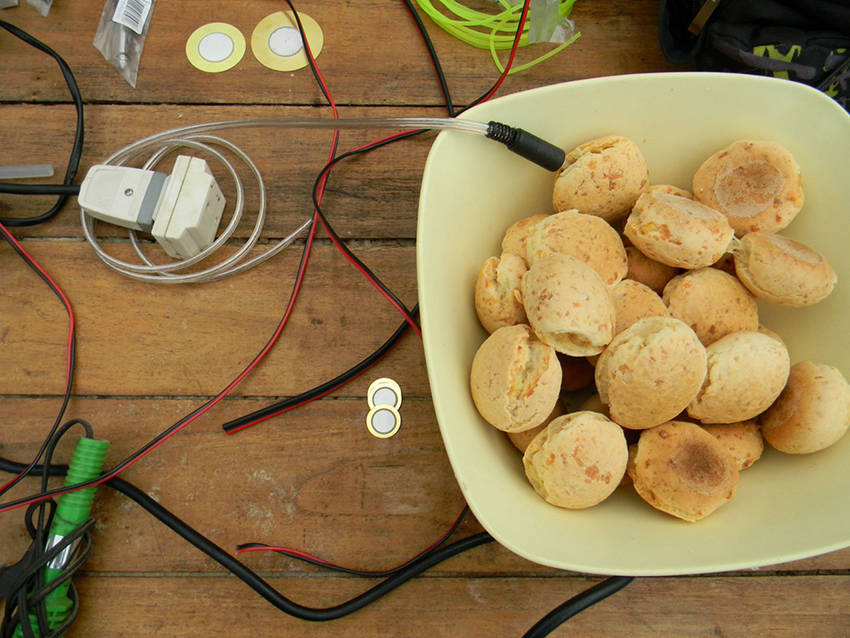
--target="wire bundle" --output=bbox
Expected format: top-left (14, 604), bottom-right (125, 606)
top-left (0, 1), bottom-right (633, 635)
top-left (416, 0), bottom-right (580, 73)
top-left (0, 418), bottom-right (95, 638)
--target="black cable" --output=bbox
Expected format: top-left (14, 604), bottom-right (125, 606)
top-left (2, 3), bottom-right (626, 634)
top-left (236, 505), bottom-right (470, 577)
top-left (0, 224), bottom-right (76, 502)
top-left (0, 456), bottom-right (492, 623)
top-left (223, 0), bottom-right (543, 433)
top-left (223, 0), bottom-right (436, 434)
top-left (1, 454), bottom-right (631, 633)
top-left (0, 420), bottom-right (94, 638)
top-left (521, 576), bottom-right (634, 638)
top-left (400, 0), bottom-right (455, 117)
top-left (0, 19), bottom-right (85, 226)
top-left (222, 304), bottom-right (418, 433)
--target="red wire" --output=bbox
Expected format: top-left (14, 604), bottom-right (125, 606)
top-left (0, 81), bottom-right (338, 519)
top-left (235, 506), bottom-right (468, 574)
top-left (0, 0), bottom-right (530, 514)
top-left (0, 223), bottom-right (320, 515)
top-left (0, 222), bottom-right (76, 496)
top-left (217, 0), bottom-right (532, 433)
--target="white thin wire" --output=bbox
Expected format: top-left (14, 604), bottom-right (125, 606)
top-left (80, 117), bottom-right (490, 284)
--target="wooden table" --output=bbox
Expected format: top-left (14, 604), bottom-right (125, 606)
top-left (1, 1), bottom-right (848, 636)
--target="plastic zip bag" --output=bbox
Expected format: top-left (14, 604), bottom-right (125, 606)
top-left (528, 0), bottom-right (576, 44)
top-left (26, 0), bottom-right (52, 16)
top-left (93, 0), bottom-right (157, 88)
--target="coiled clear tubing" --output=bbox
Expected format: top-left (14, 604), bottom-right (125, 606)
top-left (80, 117), bottom-right (488, 284)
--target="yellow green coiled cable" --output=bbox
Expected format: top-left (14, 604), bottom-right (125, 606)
top-left (415, 0), bottom-right (580, 74)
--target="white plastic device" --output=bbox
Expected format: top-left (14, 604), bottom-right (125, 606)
top-left (151, 156), bottom-right (225, 259)
top-left (78, 155), bottom-right (225, 260)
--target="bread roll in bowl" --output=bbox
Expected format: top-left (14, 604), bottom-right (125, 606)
top-left (501, 214), bottom-right (549, 260)
top-left (663, 268), bottom-right (759, 346)
top-left (508, 399), bottom-right (566, 454)
top-left (687, 331), bottom-right (790, 424)
top-left (523, 411), bottom-right (628, 509)
top-left (629, 421), bottom-right (739, 522)
top-left (526, 209), bottom-right (627, 286)
top-left (520, 253), bottom-right (616, 356)
top-left (474, 253), bottom-right (528, 333)
top-left (625, 246), bottom-right (679, 294)
top-left (760, 361), bottom-right (850, 454)
top-left (692, 140), bottom-right (804, 236)
top-left (700, 421), bottom-right (764, 470)
top-left (595, 317), bottom-right (707, 430)
top-left (732, 231), bottom-right (837, 307)
top-left (609, 279), bottom-right (669, 336)
top-left (647, 184), bottom-right (693, 199)
top-left (553, 135), bottom-right (649, 222)
top-left (624, 192), bottom-right (735, 269)
top-left (470, 325), bottom-right (562, 433)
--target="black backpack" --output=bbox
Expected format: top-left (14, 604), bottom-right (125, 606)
top-left (659, 0), bottom-right (850, 111)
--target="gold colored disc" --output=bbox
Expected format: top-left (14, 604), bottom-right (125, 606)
top-left (367, 378), bottom-right (403, 410)
top-left (186, 23), bottom-right (246, 73)
top-left (366, 405), bottom-right (402, 439)
top-left (251, 11), bottom-right (324, 72)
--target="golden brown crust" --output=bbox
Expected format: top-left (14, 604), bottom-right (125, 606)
top-left (470, 325), bottom-right (562, 433)
top-left (732, 232), bottom-right (837, 307)
top-left (692, 140), bottom-right (804, 236)
top-left (595, 317), bottom-right (707, 430)
top-left (523, 411), bottom-right (628, 509)
top-left (501, 214), bottom-right (550, 259)
top-left (553, 136), bottom-right (649, 222)
top-left (687, 332), bottom-right (790, 424)
top-left (700, 421), bottom-right (764, 470)
top-left (507, 399), bottom-right (566, 453)
top-left (760, 361), bottom-right (850, 454)
top-left (624, 192), bottom-right (735, 269)
top-left (526, 210), bottom-right (628, 286)
top-left (474, 254), bottom-right (528, 333)
top-left (629, 421), bottom-right (739, 522)
top-left (609, 279), bottom-right (669, 336)
top-left (625, 246), bottom-right (679, 294)
top-left (662, 268), bottom-right (759, 346)
top-left (647, 184), bottom-right (693, 199)
top-left (520, 254), bottom-right (616, 356)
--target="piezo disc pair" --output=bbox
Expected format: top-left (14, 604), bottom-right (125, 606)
top-left (186, 12), bottom-right (323, 74)
top-left (366, 378), bottom-right (402, 439)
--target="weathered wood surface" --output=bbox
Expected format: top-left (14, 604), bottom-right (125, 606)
top-left (2, 0), bottom-right (848, 636)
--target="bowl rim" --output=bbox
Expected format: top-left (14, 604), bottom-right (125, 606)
top-left (417, 71), bottom-right (850, 576)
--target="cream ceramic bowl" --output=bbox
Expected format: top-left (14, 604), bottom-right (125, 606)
top-left (416, 72), bottom-right (850, 576)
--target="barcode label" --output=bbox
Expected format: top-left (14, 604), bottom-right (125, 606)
top-left (112, 0), bottom-right (154, 35)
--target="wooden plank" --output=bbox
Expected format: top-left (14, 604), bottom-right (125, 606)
top-left (0, 241), bottom-right (423, 397)
top-left (0, 0), bottom-right (680, 105)
top-left (0, 103), bottom-right (441, 239)
top-left (3, 398), bottom-right (850, 576)
top-left (58, 575), bottom-right (850, 637)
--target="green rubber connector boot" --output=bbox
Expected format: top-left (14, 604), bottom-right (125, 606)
top-left (13, 436), bottom-right (109, 638)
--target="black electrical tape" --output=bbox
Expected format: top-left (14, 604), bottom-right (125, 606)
top-left (486, 121), bottom-right (566, 172)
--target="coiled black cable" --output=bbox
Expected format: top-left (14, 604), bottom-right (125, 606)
top-left (0, 19), bottom-right (84, 225)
